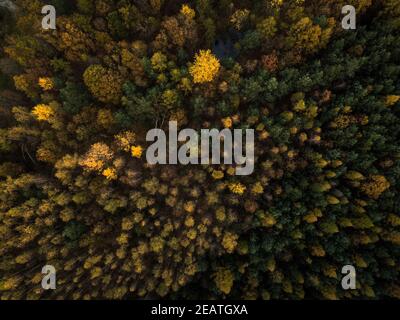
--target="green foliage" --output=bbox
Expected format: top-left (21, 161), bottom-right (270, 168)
top-left (0, 0), bottom-right (399, 301)
top-left (63, 221), bottom-right (86, 242)
top-left (60, 82), bottom-right (89, 114)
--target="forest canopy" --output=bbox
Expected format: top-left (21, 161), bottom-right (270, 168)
top-left (0, 0), bottom-right (400, 300)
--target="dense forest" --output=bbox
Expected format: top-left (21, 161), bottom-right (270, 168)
top-left (0, 0), bottom-right (399, 299)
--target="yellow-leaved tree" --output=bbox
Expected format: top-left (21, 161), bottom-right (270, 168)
top-left (213, 268), bottom-right (234, 295)
top-left (83, 65), bottom-right (123, 104)
top-left (189, 50), bottom-right (220, 83)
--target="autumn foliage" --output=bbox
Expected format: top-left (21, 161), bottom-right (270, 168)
top-left (0, 0), bottom-right (399, 301)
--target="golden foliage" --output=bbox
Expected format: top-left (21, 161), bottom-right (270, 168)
top-left (13, 74), bottom-right (38, 99)
top-left (257, 17), bottom-right (277, 39)
top-left (80, 142), bottom-right (113, 172)
top-left (189, 50), bottom-right (220, 83)
top-left (360, 175), bottom-right (391, 199)
top-left (151, 52), bottom-right (168, 72)
top-left (221, 117), bottom-right (233, 129)
top-left (345, 171), bottom-right (365, 180)
top-left (97, 109), bottom-right (114, 128)
top-left (288, 17), bottom-right (322, 54)
top-left (180, 4), bottom-right (195, 19)
top-left (228, 182), bottom-right (246, 195)
top-left (102, 167), bottom-right (117, 180)
top-left (212, 170), bottom-right (224, 180)
top-left (115, 131), bottom-right (136, 152)
top-left (230, 9), bottom-right (250, 30)
top-left (385, 95), bottom-right (400, 106)
top-left (214, 268), bottom-right (234, 294)
top-left (251, 182), bottom-right (264, 195)
top-left (311, 245), bottom-right (326, 257)
top-left (131, 145), bottom-right (143, 158)
top-left (327, 195), bottom-right (340, 205)
top-left (32, 104), bottom-right (54, 121)
top-left (38, 77), bottom-right (54, 91)
top-left (221, 232), bottom-right (238, 253)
